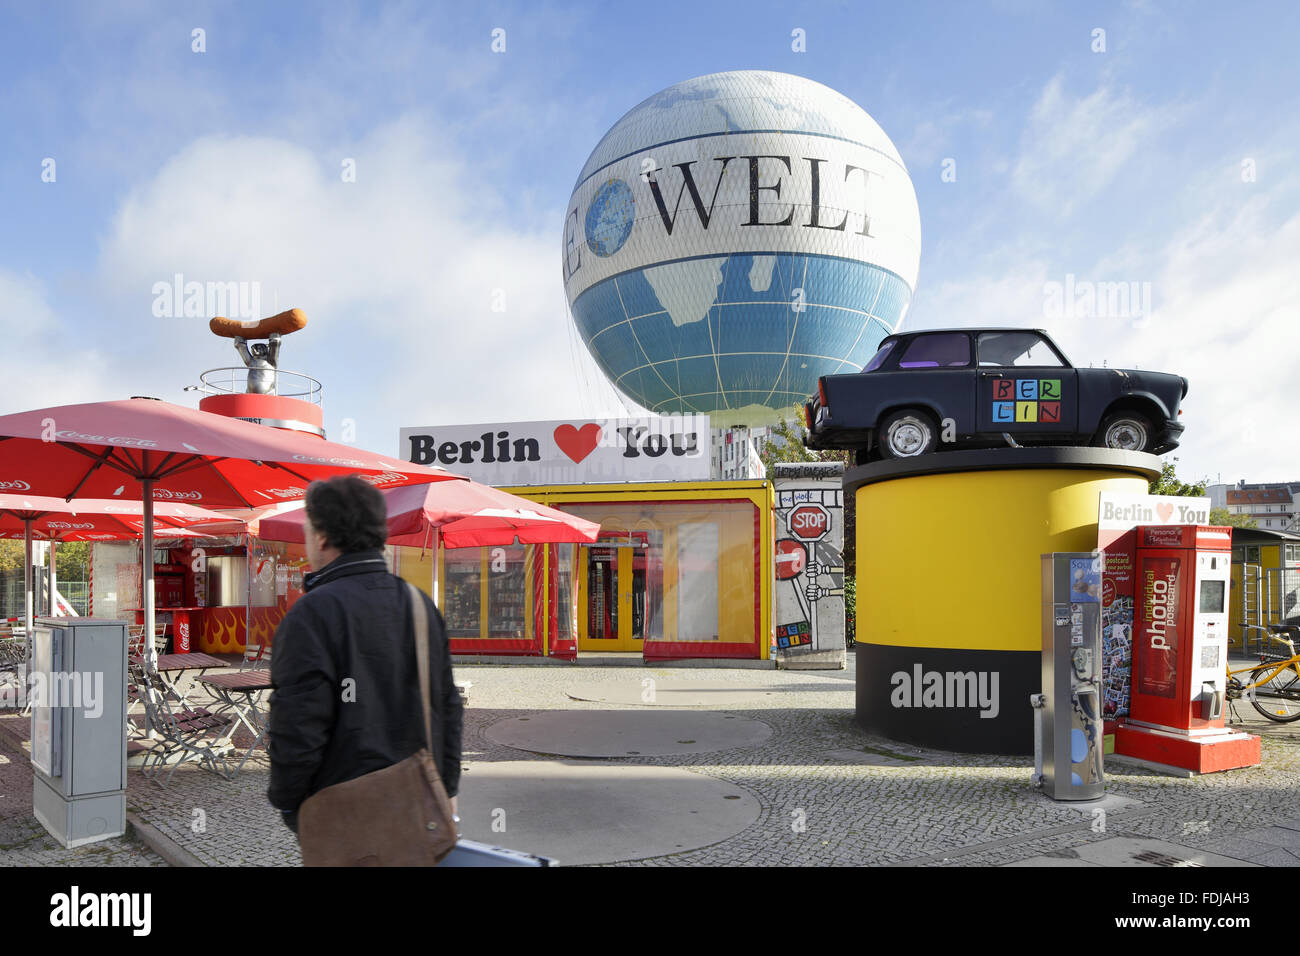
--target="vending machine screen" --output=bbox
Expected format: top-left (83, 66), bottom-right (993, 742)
top-left (1199, 579), bottom-right (1225, 614)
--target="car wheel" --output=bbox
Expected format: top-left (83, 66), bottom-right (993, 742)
top-left (1097, 412), bottom-right (1153, 452)
top-left (879, 409), bottom-right (938, 459)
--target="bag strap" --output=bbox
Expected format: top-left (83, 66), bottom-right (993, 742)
top-left (405, 581), bottom-right (433, 751)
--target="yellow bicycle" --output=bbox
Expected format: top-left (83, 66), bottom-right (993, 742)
top-left (1226, 625), bottom-right (1300, 723)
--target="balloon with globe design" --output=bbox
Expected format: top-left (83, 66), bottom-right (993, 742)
top-left (562, 70), bottom-right (922, 424)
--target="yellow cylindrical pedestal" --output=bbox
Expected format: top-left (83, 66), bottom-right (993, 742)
top-left (850, 447), bottom-right (1159, 754)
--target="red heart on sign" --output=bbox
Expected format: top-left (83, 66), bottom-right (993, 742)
top-left (554, 423), bottom-right (602, 464)
top-left (1156, 502), bottom-right (1174, 522)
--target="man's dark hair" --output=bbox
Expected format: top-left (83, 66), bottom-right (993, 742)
top-left (304, 476), bottom-right (388, 553)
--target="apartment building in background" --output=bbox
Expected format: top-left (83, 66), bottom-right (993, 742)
top-left (1208, 480), bottom-right (1300, 531)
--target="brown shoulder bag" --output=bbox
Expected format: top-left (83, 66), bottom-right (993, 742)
top-left (297, 581), bottom-right (458, 866)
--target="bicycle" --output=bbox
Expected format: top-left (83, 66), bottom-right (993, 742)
top-left (1226, 624), bottom-right (1300, 722)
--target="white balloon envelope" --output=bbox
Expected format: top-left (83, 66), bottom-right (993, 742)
top-left (563, 70), bottom-right (921, 424)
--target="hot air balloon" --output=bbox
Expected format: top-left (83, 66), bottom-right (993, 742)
top-left (563, 70), bottom-right (922, 425)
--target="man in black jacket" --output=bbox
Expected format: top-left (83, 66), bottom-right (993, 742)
top-left (267, 476), bottom-right (462, 834)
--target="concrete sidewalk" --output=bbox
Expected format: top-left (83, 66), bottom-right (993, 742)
top-left (2, 656), bottom-right (1298, 867)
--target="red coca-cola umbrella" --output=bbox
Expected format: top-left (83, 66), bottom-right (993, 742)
top-left (257, 479), bottom-right (600, 549)
top-left (0, 496), bottom-right (235, 540)
top-left (181, 500), bottom-right (313, 539)
top-left (0, 397), bottom-right (460, 656)
top-left (0, 495), bottom-right (234, 623)
top-left (256, 481), bottom-right (598, 613)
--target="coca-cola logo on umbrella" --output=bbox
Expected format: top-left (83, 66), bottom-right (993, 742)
top-left (266, 487), bottom-right (306, 499)
top-left (0, 480), bottom-right (31, 491)
top-left (46, 521), bottom-right (95, 530)
top-left (152, 489), bottom-right (202, 501)
top-left (56, 430), bottom-right (159, 448)
top-left (358, 471), bottom-right (406, 486)
top-left (292, 454), bottom-right (366, 466)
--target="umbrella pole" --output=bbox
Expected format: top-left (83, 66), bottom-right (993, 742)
top-left (23, 519), bottom-right (33, 633)
top-left (48, 540), bottom-right (58, 616)
top-left (143, 480), bottom-right (157, 667)
top-left (246, 533), bottom-right (253, 661)
top-left (433, 527), bottom-right (441, 607)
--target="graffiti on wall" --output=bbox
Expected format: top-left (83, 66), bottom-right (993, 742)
top-left (773, 475), bottom-right (845, 657)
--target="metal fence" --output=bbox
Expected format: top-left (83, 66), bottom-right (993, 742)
top-left (0, 576), bottom-right (90, 619)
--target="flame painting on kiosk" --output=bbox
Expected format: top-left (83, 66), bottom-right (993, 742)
top-left (196, 562), bottom-right (307, 654)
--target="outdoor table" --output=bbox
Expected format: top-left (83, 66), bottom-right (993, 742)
top-left (135, 652), bottom-right (228, 704)
top-left (197, 670), bottom-right (274, 777)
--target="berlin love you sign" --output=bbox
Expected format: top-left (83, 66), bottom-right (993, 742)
top-left (400, 416), bottom-right (711, 486)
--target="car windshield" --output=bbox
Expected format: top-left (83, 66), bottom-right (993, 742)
top-left (977, 332), bottom-right (1065, 367)
top-left (862, 340), bottom-right (896, 372)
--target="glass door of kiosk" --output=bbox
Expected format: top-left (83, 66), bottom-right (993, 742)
top-left (578, 533), bottom-right (650, 652)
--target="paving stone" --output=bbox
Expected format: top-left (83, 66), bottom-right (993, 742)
top-left (1242, 847), bottom-right (1300, 866)
top-left (1237, 826), bottom-right (1300, 852)
top-left (1202, 835), bottom-right (1287, 861)
top-left (5, 659), bottom-right (1299, 867)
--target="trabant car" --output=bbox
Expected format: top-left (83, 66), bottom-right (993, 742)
top-left (803, 328), bottom-right (1187, 461)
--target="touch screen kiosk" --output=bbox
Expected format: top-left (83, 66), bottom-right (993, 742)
top-left (1114, 526), bottom-right (1260, 773)
top-left (1034, 553), bottom-right (1104, 800)
top-left (30, 618), bottom-right (128, 848)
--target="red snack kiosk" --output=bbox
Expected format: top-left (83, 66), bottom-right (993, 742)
top-left (131, 547), bottom-right (204, 654)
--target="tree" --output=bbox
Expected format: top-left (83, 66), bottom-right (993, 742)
top-left (0, 541), bottom-right (23, 573)
top-left (0, 540), bottom-right (90, 577)
top-left (52, 541), bottom-right (89, 580)
top-left (1209, 506), bottom-right (1257, 529)
top-left (759, 406), bottom-right (850, 477)
top-left (1148, 458), bottom-right (1207, 497)
top-left (760, 405), bottom-right (858, 602)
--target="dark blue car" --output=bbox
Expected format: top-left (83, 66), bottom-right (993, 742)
top-left (804, 328), bottom-right (1187, 461)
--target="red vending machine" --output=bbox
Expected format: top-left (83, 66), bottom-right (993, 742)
top-left (1115, 525), bottom-right (1261, 773)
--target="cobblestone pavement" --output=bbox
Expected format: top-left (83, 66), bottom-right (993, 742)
top-left (3, 656), bottom-right (1298, 867)
top-left (0, 718), bottom-right (165, 866)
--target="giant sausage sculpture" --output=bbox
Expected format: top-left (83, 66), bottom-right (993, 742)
top-left (209, 308), bottom-right (307, 341)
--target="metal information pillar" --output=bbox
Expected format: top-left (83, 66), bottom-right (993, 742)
top-left (30, 618), bottom-right (128, 848)
top-left (1034, 553), bottom-right (1104, 801)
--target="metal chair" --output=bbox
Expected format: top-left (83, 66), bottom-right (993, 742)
top-left (240, 639), bottom-right (272, 671)
top-left (136, 667), bottom-right (234, 786)
top-left (126, 624), bottom-right (147, 659)
top-left (125, 655), bottom-right (157, 739)
top-left (0, 637), bottom-right (25, 707)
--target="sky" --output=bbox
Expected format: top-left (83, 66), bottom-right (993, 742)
top-left (0, 0), bottom-right (1296, 484)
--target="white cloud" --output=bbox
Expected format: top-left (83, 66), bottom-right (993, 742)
top-left (914, 185), bottom-right (1300, 483)
top-left (1104, 194), bottom-right (1300, 483)
top-left (902, 108), bottom-right (994, 170)
top-left (909, 262), bottom-right (1053, 333)
top-left (0, 271), bottom-right (115, 411)
top-left (1012, 75), bottom-right (1161, 216)
top-left (91, 119), bottom-right (627, 457)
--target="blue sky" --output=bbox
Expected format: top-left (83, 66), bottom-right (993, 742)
top-left (1, 0), bottom-right (1297, 483)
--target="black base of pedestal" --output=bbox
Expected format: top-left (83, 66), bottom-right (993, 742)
top-left (854, 643), bottom-right (1040, 755)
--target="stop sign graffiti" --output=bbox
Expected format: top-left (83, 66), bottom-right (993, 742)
top-left (788, 503), bottom-right (831, 542)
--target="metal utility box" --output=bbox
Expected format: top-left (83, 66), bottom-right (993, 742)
top-left (30, 618), bottom-right (128, 848)
top-left (1035, 554), bottom-right (1104, 801)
